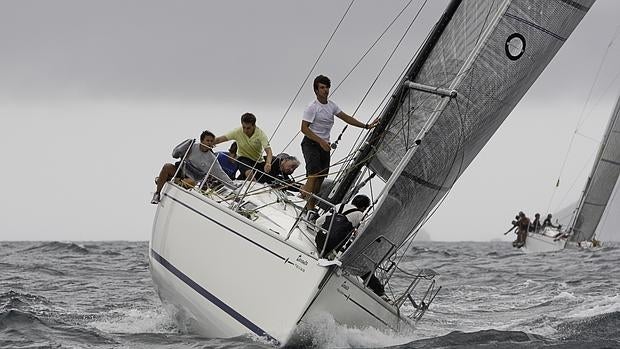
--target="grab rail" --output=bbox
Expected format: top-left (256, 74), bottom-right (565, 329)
top-left (171, 140), bottom-right (339, 244)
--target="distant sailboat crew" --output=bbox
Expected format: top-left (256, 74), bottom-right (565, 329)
top-left (511, 212), bottom-right (530, 248)
top-left (542, 214), bottom-right (558, 229)
top-left (509, 210), bottom-right (568, 252)
top-left (530, 213), bottom-right (542, 233)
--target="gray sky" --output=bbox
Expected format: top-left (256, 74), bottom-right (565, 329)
top-left (1, 0), bottom-right (619, 241)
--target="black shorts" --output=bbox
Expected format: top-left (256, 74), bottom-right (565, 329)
top-left (237, 156), bottom-right (265, 179)
top-left (301, 136), bottom-right (330, 176)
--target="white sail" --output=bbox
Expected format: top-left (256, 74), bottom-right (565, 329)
top-left (569, 94), bottom-right (620, 242)
top-left (595, 176), bottom-right (620, 241)
top-left (336, 0), bottom-right (595, 275)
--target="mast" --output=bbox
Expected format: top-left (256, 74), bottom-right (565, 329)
top-left (329, 0), bottom-right (463, 205)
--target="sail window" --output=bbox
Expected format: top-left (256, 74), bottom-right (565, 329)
top-left (505, 33), bottom-right (526, 60)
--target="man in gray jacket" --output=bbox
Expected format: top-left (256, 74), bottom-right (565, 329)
top-left (151, 130), bottom-right (235, 204)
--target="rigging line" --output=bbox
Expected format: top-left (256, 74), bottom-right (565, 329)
top-left (575, 131), bottom-right (601, 143)
top-left (267, 0), bottom-right (356, 146)
top-left (337, 5), bottom-right (440, 163)
top-left (581, 71), bottom-right (620, 127)
top-left (331, 0), bottom-right (429, 154)
top-left (549, 25), bottom-right (620, 211)
top-left (333, 97), bottom-right (428, 185)
top-left (575, 27), bottom-right (620, 129)
top-left (280, 131), bottom-right (301, 154)
top-left (351, 0), bottom-right (429, 118)
top-left (554, 152), bottom-right (597, 215)
top-left (330, 0), bottom-right (418, 96)
top-left (333, 100), bottom-right (426, 186)
top-left (577, 23), bottom-right (620, 131)
top-left (394, 265), bottom-right (435, 279)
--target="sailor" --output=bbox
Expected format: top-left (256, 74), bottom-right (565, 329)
top-left (314, 194), bottom-right (389, 300)
top-left (215, 113), bottom-right (273, 181)
top-left (542, 213), bottom-right (557, 228)
top-left (256, 153), bottom-right (300, 189)
top-left (315, 194), bottom-right (371, 259)
top-left (513, 211), bottom-right (530, 246)
top-left (531, 213), bottom-right (541, 233)
top-left (300, 75), bottom-right (379, 215)
top-left (151, 130), bottom-right (235, 204)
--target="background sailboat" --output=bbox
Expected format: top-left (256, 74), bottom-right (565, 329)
top-left (518, 93), bottom-right (620, 253)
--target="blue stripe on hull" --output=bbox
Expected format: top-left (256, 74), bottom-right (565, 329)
top-left (150, 249), bottom-right (279, 345)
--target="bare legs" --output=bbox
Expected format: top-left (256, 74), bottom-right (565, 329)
top-left (155, 163), bottom-right (177, 194)
top-left (301, 174), bottom-right (325, 211)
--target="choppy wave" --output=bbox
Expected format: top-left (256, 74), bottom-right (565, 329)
top-left (1, 241), bottom-right (619, 348)
top-left (20, 241), bottom-right (91, 254)
top-left (0, 308), bottom-right (118, 347)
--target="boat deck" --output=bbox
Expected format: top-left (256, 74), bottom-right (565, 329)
top-left (200, 181), bottom-right (322, 257)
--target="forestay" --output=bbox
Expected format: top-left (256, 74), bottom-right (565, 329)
top-left (569, 95), bottom-right (620, 242)
top-left (339, 0), bottom-right (594, 275)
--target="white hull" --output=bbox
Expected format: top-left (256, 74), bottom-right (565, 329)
top-left (565, 240), bottom-right (602, 249)
top-left (520, 228), bottom-right (567, 253)
top-left (150, 183), bottom-right (407, 344)
top-left (299, 271), bottom-right (407, 331)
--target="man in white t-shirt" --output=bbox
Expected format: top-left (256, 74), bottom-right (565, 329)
top-left (300, 75), bottom-right (379, 212)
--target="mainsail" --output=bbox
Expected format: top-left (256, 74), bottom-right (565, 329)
top-left (569, 95), bottom-right (620, 242)
top-left (335, 0), bottom-right (594, 275)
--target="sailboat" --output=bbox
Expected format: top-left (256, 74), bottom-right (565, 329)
top-left (520, 92), bottom-right (620, 253)
top-left (149, 0), bottom-right (593, 345)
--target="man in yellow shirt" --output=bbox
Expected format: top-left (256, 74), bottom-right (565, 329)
top-left (215, 113), bottom-right (273, 180)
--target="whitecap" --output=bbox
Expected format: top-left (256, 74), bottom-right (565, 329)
top-left (87, 307), bottom-right (177, 334)
top-left (565, 294), bottom-right (620, 319)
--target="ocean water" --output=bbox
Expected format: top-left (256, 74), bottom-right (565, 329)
top-left (1, 240), bottom-right (619, 348)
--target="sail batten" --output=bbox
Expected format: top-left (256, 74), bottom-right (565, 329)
top-left (338, 0), bottom-right (594, 275)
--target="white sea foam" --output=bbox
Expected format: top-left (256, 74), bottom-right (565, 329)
top-left (87, 307), bottom-right (177, 334)
top-left (293, 312), bottom-right (418, 348)
top-left (552, 291), bottom-right (577, 301)
top-left (564, 294), bottom-right (620, 319)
